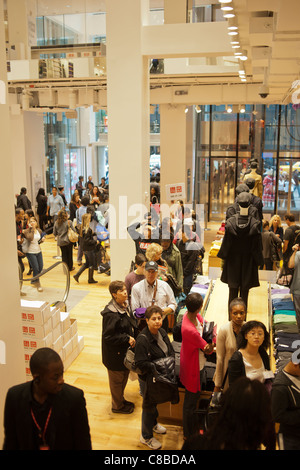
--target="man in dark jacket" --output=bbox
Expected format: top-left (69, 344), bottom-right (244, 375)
top-left (3, 347), bottom-right (91, 450)
top-left (176, 224), bottom-right (203, 295)
top-left (17, 187), bottom-right (32, 211)
top-left (271, 358), bottom-right (300, 450)
top-left (101, 280), bottom-right (138, 414)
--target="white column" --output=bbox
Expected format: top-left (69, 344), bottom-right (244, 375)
top-left (106, 0), bottom-right (150, 281)
top-left (0, 0), bottom-right (26, 446)
top-left (160, 104), bottom-right (187, 205)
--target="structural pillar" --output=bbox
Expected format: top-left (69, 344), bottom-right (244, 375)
top-left (0, 0), bottom-right (26, 445)
top-left (106, 0), bottom-right (150, 280)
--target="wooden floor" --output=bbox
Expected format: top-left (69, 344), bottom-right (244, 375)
top-left (21, 221), bottom-right (271, 451)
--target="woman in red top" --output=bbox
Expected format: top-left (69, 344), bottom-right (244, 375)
top-left (180, 292), bottom-right (214, 440)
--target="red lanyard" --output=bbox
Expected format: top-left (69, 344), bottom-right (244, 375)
top-left (31, 407), bottom-right (52, 449)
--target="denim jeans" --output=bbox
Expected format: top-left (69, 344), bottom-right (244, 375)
top-left (140, 378), bottom-right (159, 440)
top-left (26, 252), bottom-right (43, 284)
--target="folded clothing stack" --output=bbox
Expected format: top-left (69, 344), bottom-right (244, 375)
top-left (271, 287), bottom-right (299, 371)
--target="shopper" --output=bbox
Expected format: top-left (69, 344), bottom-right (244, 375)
top-left (16, 187), bottom-right (32, 211)
top-left (135, 305), bottom-right (177, 450)
top-left (261, 219), bottom-right (282, 270)
top-left (90, 185), bottom-right (102, 210)
top-left (73, 212), bottom-right (98, 284)
top-left (101, 280), bottom-right (138, 414)
top-left (282, 213), bottom-right (300, 263)
top-left (3, 347), bottom-right (92, 450)
top-left (228, 320), bottom-right (272, 386)
top-left (288, 242), bottom-right (300, 331)
top-left (53, 209), bottom-right (76, 272)
top-left (69, 192), bottom-right (81, 222)
top-left (213, 297), bottom-right (246, 393)
top-left (36, 188), bottom-right (48, 231)
top-left (271, 357), bottom-right (300, 450)
top-left (76, 176), bottom-right (85, 198)
top-left (182, 377), bottom-right (276, 450)
top-left (131, 261), bottom-right (177, 332)
top-left (46, 186), bottom-right (64, 223)
top-left (160, 236), bottom-right (183, 292)
top-left (124, 253), bottom-right (146, 304)
top-left (269, 214), bottom-right (284, 241)
top-left (22, 216), bottom-right (45, 292)
top-left (75, 195), bottom-right (90, 266)
top-left (180, 292), bottom-right (214, 440)
top-left (176, 224), bottom-right (202, 295)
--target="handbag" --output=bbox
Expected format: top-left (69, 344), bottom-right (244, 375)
top-left (205, 369), bottom-right (228, 430)
top-left (144, 355), bottom-right (179, 406)
top-left (68, 226), bottom-right (79, 243)
top-left (124, 334), bottom-right (147, 374)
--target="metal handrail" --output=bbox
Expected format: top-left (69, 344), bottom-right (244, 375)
top-left (19, 261), bottom-right (70, 305)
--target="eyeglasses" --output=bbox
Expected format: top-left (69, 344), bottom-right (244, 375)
top-left (247, 330), bottom-right (264, 338)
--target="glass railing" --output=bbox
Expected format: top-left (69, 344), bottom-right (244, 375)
top-left (19, 261), bottom-right (70, 309)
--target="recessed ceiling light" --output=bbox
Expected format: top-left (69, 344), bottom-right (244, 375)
top-left (228, 30), bottom-right (238, 35)
top-left (224, 13), bottom-right (235, 18)
top-left (221, 5), bottom-right (233, 10)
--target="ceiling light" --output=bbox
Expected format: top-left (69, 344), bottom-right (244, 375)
top-left (240, 105), bottom-right (246, 113)
top-left (226, 105), bottom-right (233, 113)
top-left (234, 51), bottom-right (242, 56)
top-left (240, 50), bottom-right (248, 61)
top-left (195, 105), bottom-right (201, 113)
top-left (218, 0), bottom-right (232, 3)
top-left (232, 45), bottom-right (240, 49)
top-left (241, 78), bottom-right (247, 82)
top-left (228, 30), bottom-right (238, 35)
top-left (221, 5), bottom-right (233, 11)
top-left (185, 107), bottom-right (189, 113)
top-left (223, 12), bottom-right (235, 18)
top-left (230, 40), bottom-right (240, 45)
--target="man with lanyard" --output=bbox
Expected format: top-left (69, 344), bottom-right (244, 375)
top-left (131, 260), bottom-right (177, 332)
top-left (3, 347), bottom-right (92, 450)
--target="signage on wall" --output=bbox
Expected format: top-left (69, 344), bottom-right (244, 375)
top-left (165, 182), bottom-right (186, 201)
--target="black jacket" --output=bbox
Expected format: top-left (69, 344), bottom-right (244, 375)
top-left (135, 326), bottom-right (174, 380)
top-left (101, 300), bottom-right (138, 371)
top-left (79, 227), bottom-right (97, 252)
top-left (176, 238), bottom-right (202, 276)
top-left (218, 214), bottom-right (263, 290)
top-left (271, 368), bottom-right (300, 439)
top-left (228, 349), bottom-right (270, 386)
top-left (3, 381), bottom-right (91, 450)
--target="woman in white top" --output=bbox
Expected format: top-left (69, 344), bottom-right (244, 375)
top-left (22, 216), bottom-right (45, 292)
top-left (228, 320), bottom-right (272, 386)
top-left (214, 297), bottom-right (246, 392)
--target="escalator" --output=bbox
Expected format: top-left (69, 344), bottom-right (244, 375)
top-left (19, 261), bottom-right (70, 312)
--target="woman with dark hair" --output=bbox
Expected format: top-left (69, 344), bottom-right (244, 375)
top-left (53, 209), bottom-right (76, 271)
top-left (213, 297), bottom-right (246, 393)
top-left (182, 377), bottom-right (276, 450)
top-left (101, 280), bottom-right (138, 415)
top-left (69, 192), bottom-right (81, 221)
top-left (135, 305), bottom-right (177, 450)
top-left (36, 188), bottom-right (47, 230)
top-left (228, 320), bottom-right (272, 386)
top-left (90, 185), bottom-right (102, 210)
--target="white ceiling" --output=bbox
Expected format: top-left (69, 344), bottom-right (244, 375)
top-left (8, 0), bottom-right (300, 107)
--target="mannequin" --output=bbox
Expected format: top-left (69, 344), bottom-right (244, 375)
top-left (226, 184), bottom-right (259, 221)
top-left (244, 162), bottom-right (263, 199)
top-left (244, 177), bottom-right (263, 223)
top-left (218, 192), bottom-right (264, 317)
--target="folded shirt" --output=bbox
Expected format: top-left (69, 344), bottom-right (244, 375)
top-left (273, 314), bottom-right (297, 324)
top-left (272, 300), bottom-right (295, 310)
top-left (273, 309), bottom-right (296, 316)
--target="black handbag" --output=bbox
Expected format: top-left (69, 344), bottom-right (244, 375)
top-left (144, 356), bottom-right (179, 406)
top-left (205, 369), bottom-right (228, 430)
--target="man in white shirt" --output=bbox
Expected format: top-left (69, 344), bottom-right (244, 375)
top-left (131, 260), bottom-right (177, 331)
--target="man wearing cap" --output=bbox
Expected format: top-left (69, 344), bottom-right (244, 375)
top-left (131, 260), bottom-right (177, 331)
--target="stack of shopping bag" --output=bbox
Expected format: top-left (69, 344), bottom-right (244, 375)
top-left (272, 288), bottom-right (300, 371)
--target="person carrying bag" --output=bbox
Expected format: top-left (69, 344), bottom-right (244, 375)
top-left (135, 305), bottom-right (179, 450)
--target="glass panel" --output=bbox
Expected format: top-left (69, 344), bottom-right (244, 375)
top-left (261, 153), bottom-right (277, 213)
top-left (211, 105), bottom-right (237, 153)
top-left (210, 158), bottom-right (236, 220)
top-left (264, 105), bottom-right (279, 151)
top-left (277, 159), bottom-right (300, 218)
top-left (280, 104), bottom-right (300, 152)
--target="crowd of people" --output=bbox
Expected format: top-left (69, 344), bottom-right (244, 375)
top-left (8, 175), bottom-right (300, 452)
